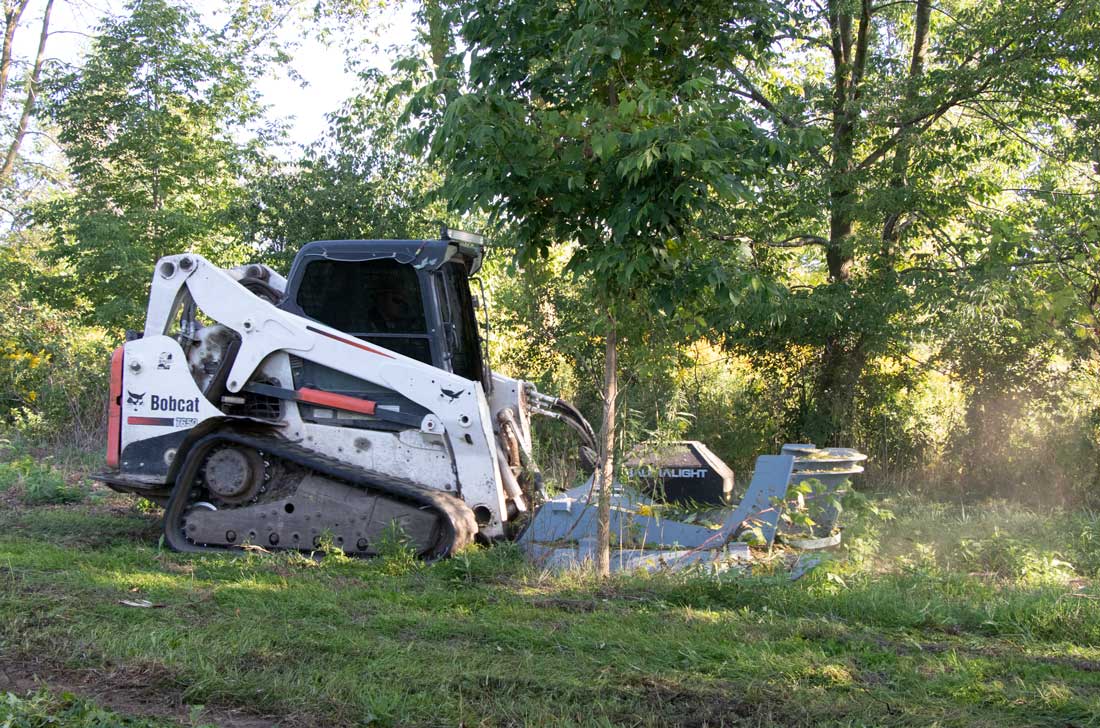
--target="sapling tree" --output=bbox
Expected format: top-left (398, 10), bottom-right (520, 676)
top-left (402, 0), bottom-right (783, 576)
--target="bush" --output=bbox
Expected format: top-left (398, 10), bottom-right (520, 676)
top-left (0, 456), bottom-right (86, 505)
top-left (0, 282), bottom-right (115, 448)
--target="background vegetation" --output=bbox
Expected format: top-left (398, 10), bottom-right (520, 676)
top-left (4, 0), bottom-right (1095, 508)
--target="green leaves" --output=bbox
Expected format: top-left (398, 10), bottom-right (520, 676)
top-left (405, 0), bottom-right (783, 307)
top-left (39, 0), bottom-right (269, 330)
top-left (247, 68), bottom-right (450, 270)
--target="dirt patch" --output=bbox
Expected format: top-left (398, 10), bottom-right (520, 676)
top-left (636, 676), bottom-right (794, 727)
top-left (1030, 655), bottom-right (1100, 672)
top-left (0, 653), bottom-right (302, 728)
top-left (0, 486), bottom-right (23, 509)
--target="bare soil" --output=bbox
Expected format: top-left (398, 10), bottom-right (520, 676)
top-left (0, 653), bottom-right (298, 728)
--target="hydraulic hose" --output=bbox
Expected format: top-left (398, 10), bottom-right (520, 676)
top-left (526, 387), bottom-right (600, 473)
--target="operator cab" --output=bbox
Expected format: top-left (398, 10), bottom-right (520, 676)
top-left (279, 227), bottom-right (490, 388)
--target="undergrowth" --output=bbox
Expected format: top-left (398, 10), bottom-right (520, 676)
top-left (0, 690), bottom-right (181, 727)
top-left (0, 455), bottom-right (87, 505)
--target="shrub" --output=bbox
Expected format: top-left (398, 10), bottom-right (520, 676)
top-left (0, 455), bottom-right (86, 505)
top-left (0, 282), bottom-right (115, 447)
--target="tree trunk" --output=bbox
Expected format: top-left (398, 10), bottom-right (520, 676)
top-left (0, 0), bottom-right (52, 182)
top-left (811, 0), bottom-right (868, 443)
top-left (595, 312), bottom-right (618, 579)
top-left (423, 0), bottom-right (458, 107)
top-left (424, 0), bottom-right (451, 81)
top-left (813, 1), bottom-right (929, 446)
top-left (881, 0), bottom-right (931, 256)
top-left (810, 335), bottom-right (865, 444)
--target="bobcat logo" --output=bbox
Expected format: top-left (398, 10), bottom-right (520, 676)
top-left (126, 391), bottom-right (145, 411)
top-left (439, 387), bottom-right (464, 403)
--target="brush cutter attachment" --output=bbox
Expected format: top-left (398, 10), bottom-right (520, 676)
top-left (518, 445), bottom-right (866, 572)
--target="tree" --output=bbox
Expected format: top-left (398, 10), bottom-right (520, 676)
top-left (39, 0), bottom-right (268, 329)
top-left (706, 0), bottom-right (1100, 448)
top-left (404, 0), bottom-right (782, 576)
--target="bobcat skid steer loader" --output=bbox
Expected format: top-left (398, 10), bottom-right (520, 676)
top-left (93, 228), bottom-right (600, 558)
top-left (93, 227), bottom-right (863, 566)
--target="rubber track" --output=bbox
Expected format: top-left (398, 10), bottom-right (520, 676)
top-left (164, 431), bottom-right (479, 560)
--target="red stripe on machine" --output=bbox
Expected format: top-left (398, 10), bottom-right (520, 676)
top-left (306, 326), bottom-right (395, 359)
top-left (296, 387), bottom-right (378, 416)
top-left (127, 416), bottom-right (176, 426)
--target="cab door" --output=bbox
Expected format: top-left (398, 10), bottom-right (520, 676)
top-left (434, 261), bottom-right (488, 385)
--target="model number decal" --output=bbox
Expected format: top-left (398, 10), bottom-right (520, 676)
top-left (126, 415), bottom-right (199, 428)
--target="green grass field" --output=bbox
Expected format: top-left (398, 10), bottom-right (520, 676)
top-left (1, 479), bottom-right (1099, 727)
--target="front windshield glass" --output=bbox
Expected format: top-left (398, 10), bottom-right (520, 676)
top-left (296, 259), bottom-right (427, 334)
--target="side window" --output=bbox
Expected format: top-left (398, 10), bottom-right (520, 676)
top-left (296, 259), bottom-right (432, 364)
top-left (436, 262), bottom-right (483, 381)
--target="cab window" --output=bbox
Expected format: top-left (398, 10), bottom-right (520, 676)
top-left (296, 259), bottom-right (432, 364)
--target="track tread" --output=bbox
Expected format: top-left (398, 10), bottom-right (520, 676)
top-left (164, 431), bottom-right (478, 559)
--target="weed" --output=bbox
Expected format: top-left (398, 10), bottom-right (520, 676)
top-left (373, 521), bottom-right (421, 576)
top-left (1068, 512), bottom-right (1100, 577)
top-left (0, 456), bottom-right (86, 504)
top-left (22, 468), bottom-right (86, 505)
top-left (434, 542), bottom-right (526, 583)
top-left (313, 531), bottom-right (352, 565)
top-left (0, 459), bottom-right (22, 491)
top-left (0, 689), bottom-right (175, 727)
top-left (954, 530), bottom-right (1076, 582)
top-left (133, 497), bottom-right (161, 514)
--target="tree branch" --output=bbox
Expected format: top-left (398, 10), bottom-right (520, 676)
top-left (723, 69), bottom-right (829, 167)
top-left (898, 255), bottom-right (1069, 276)
top-left (855, 91), bottom-right (966, 171)
top-left (712, 233), bottom-right (828, 248)
top-left (0, 0), bottom-right (50, 183)
top-left (0, 0), bottom-right (30, 108)
top-left (767, 235), bottom-right (829, 247)
top-left (850, 0), bottom-right (873, 100)
top-left (727, 67), bottom-right (803, 130)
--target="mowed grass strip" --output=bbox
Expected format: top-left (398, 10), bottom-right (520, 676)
top-left (0, 497), bottom-right (1098, 727)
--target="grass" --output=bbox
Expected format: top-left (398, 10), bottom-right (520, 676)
top-left (1, 482), bottom-right (1099, 727)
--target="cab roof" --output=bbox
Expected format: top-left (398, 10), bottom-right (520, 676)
top-left (289, 236), bottom-right (484, 281)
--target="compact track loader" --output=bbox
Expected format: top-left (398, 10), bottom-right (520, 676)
top-left (95, 229), bottom-right (582, 558)
top-left (94, 229), bottom-right (863, 567)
